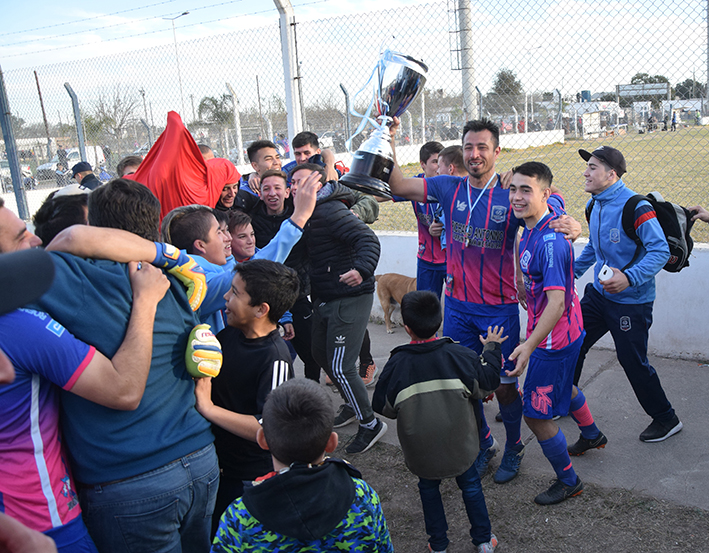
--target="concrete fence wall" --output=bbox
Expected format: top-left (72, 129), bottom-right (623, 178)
top-left (373, 232), bottom-right (709, 361)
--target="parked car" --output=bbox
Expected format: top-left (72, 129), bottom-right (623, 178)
top-left (36, 147), bottom-right (106, 180)
top-left (1, 160), bottom-right (35, 193)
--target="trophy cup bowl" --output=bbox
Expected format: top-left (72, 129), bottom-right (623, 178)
top-left (340, 52), bottom-right (428, 199)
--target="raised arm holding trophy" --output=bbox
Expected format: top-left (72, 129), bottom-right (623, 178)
top-left (341, 49), bottom-right (428, 199)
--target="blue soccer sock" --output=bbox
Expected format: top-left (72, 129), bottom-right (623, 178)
top-left (569, 389), bottom-right (600, 440)
top-left (478, 400), bottom-right (494, 450)
top-left (539, 430), bottom-right (578, 487)
top-left (500, 394), bottom-right (524, 452)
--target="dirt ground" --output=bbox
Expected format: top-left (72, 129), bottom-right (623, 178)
top-left (335, 440), bottom-right (709, 553)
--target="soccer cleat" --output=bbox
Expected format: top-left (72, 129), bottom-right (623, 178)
top-left (493, 446), bottom-right (525, 483)
top-left (473, 437), bottom-right (499, 478)
top-left (639, 415), bottom-right (683, 443)
top-left (333, 404), bottom-right (356, 428)
top-left (568, 431), bottom-right (608, 456)
top-left (345, 419), bottom-right (388, 454)
top-left (427, 544), bottom-right (446, 553)
top-left (360, 363), bottom-right (380, 387)
top-left (477, 534), bottom-right (498, 553)
top-left (534, 477), bottom-right (583, 505)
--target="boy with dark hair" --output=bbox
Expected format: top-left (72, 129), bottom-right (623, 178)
top-left (507, 161), bottom-right (604, 505)
top-left (211, 378), bottom-right (394, 552)
top-left (194, 259), bottom-right (300, 534)
top-left (88, 178), bottom-right (161, 241)
top-left (32, 191), bottom-right (88, 245)
top-left (392, 141), bottom-right (447, 297)
top-left (373, 290), bottom-right (503, 553)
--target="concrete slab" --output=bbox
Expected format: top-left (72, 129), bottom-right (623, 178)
top-left (296, 320), bottom-right (709, 512)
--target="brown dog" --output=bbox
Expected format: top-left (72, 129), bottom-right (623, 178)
top-left (375, 273), bottom-right (417, 333)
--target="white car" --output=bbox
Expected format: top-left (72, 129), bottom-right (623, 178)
top-left (36, 147), bottom-right (105, 180)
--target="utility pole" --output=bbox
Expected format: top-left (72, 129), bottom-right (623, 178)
top-left (164, 12), bottom-right (189, 117)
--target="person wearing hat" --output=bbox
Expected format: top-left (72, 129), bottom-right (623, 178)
top-left (71, 161), bottom-right (102, 191)
top-left (573, 146), bottom-right (682, 443)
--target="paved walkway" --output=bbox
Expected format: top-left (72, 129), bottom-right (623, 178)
top-left (311, 319), bottom-right (709, 512)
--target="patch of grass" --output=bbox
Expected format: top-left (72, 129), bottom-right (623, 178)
top-left (372, 127), bottom-right (709, 242)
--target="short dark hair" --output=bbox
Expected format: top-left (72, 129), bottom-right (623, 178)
top-left (115, 155), bottom-right (142, 177)
top-left (247, 140), bottom-right (278, 162)
top-left (462, 119), bottom-right (500, 148)
top-left (292, 131), bottom-right (319, 150)
top-left (289, 163), bottom-right (327, 184)
top-left (419, 141), bottom-right (444, 163)
top-left (33, 192), bottom-right (88, 245)
top-left (212, 208), bottom-right (229, 228)
top-left (228, 211), bottom-right (252, 233)
top-left (88, 179), bottom-right (160, 241)
top-left (197, 144), bottom-right (213, 156)
top-left (401, 290), bottom-right (442, 339)
top-left (235, 259), bottom-right (299, 324)
top-left (162, 206), bottom-right (215, 253)
top-left (0, 198), bottom-right (4, 208)
top-left (511, 161), bottom-right (553, 189)
top-left (438, 145), bottom-right (465, 173)
top-left (261, 378), bottom-right (333, 465)
top-left (260, 169), bottom-right (288, 189)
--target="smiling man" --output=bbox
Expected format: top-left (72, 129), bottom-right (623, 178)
top-left (573, 146), bottom-right (681, 444)
top-left (386, 119), bottom-right (529, 483)
top-left (506, 161), bottom-right (604, 505)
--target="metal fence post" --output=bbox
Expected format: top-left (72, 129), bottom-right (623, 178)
top-left (339, 84), bottom-right (351, 149)
top-left (0, 66), bottom-right (30, 220)
top-left (458, 0), bottom-right (477, 122)
top-left (64, 83), bottom-right (87, 163)
top-left (274, 0), bottom-right (304, 149)
top-left (226, 83), bottom-right (245, 165)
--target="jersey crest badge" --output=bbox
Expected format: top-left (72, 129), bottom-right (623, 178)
top-left (619, 316), bottom-right (631, 332)
top-left (520, 249), bottom-right (531, 271)
top-left (610, 228), bottom-right (621, 243)
top-left (490, 205), bottom-right (507, 223)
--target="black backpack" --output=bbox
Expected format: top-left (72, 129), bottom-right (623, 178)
top-left (585, 192), bottom-right (697, 273)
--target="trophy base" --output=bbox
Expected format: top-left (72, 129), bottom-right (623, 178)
top-left (340, 150), bottom-right (394, 200)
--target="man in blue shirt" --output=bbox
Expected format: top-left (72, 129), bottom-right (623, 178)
top-left (574, 146), bottom-right (681, 443)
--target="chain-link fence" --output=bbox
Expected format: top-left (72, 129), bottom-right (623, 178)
top-left (3, 0), bottom-right (709, 240)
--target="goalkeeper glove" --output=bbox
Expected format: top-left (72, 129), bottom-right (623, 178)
top-left (185, 324), bottom-right (223, 378)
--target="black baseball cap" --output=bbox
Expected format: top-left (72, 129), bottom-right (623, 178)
top-left (0, 249), bottom-right (55, 315)
top-left (578, 146), bottom-right (626, 177)
top-left (71, 161), bottom-right (92, 177)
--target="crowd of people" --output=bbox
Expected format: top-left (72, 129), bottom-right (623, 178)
top-left (0, 110), bottom-right (704, 553)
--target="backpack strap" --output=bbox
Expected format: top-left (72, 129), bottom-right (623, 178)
top-left (621, 194), bottom-right (650, 271)
top-left (584, 197), bottom-right (595, 223)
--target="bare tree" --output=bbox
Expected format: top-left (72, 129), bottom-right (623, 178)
top-left (93, 85), bottom-right (139, 139)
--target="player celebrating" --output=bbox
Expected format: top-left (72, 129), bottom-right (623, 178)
top-left (506, 162), bottom-right (605, 505)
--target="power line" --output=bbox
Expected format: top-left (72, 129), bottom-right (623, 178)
top-left (0, 0), bottom-right (250, 48)
top-left (2, 0), bottom-right (330, 60)
top-left (0, 0), bottom-right (178, 38)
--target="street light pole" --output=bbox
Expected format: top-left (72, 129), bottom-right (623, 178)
top-left (164, 12), bottom-right (189, 117)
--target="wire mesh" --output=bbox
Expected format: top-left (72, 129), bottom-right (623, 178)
top-left (2, 0), bottom-right (708, 240)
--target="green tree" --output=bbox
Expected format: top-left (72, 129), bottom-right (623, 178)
top-left (198, 95), bottom-right (234, 127)
top-left (492, 68), bottom-right (524, 96)
top-left (485, 69), bottom-right (524, 115)
top-left (675, 78), bottom-right (706, 100)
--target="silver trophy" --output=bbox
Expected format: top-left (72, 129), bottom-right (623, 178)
top-left (340, 51), bottom-right (428, 199)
